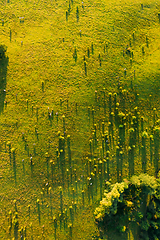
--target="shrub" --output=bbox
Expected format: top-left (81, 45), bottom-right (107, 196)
top-left (94, 174), bottom-right (160, 239)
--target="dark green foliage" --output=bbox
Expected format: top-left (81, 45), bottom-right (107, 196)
top-left (66, 11), bottom-right (68, 21)
top-left (87, 47), bottom-right (90, 58)
top-left (73, 48), bottom-right (77, 62)
top-left (142, 46), bottom-right (145, 55)
top-left (10, 29), bottom-right (12, 42)
top-left (91, 42), bottom-right (94, 54)
top-left (76, 6), bottom-right (79, 22)
top-left (42, 81), bottom-right (44, 92)
top-left (95, 174), bottom-right (160, 240)
top-left (0, 45), bottom-right (8, 112)
top-left (68, 2), bottom-right (71, 13)
top-left (0, 44), bottom-right (7, 59)
top-left (84, 61), bottom-right (87, 75)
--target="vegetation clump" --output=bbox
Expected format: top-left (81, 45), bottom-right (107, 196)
top-left (0, 0), bottom-right (160, 239)
top-left (0, 44), bottom-right (7, 59)
top-left (94, 174), bottom-right (160, 240)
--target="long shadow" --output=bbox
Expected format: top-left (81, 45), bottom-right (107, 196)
top-left (0, 54), bottom-right (8, 114)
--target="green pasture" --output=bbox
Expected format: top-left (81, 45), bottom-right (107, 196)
top-left (0, 0), bottom-right (160, 239)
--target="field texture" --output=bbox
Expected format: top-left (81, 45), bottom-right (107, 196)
top-left (0, 0), bottom-right (160, 239)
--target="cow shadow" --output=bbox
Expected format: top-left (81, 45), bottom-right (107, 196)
top-left (0, 55), bottom-right (8, 114)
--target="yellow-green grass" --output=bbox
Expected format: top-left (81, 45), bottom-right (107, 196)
top-left (0, 0), bottom-right (160, 239)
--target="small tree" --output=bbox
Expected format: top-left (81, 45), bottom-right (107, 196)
top-left (94, 174), bottom-right (160, 240)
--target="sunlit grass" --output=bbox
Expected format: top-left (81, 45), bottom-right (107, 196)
top-left (0, 0), bottom-right (160, 239)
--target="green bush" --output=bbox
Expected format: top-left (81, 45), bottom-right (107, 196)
top-left (94, 174), bottom-right (160, 239)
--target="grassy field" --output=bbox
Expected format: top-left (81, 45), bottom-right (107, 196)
top-left (0, 0), bottom-right (160, 239)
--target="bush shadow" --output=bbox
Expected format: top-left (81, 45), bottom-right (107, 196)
top-left (0, 55), bottom-right (8, 114)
